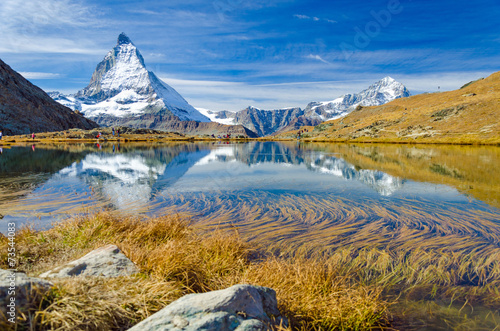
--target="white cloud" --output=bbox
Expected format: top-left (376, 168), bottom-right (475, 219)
top-left (294, 14), bottom-right (310, 20)
top-left (0, 0), bottom-right (102, 54)
top-left (0, 36), bottom-right (107, 55)
top-left (158, 76), bottom-right (363, 111)
top-left (396, 71), bottom-right (493, 94)
top-left (306, 54), bottom-right (331, 64)
top-left (294, 14), bottom-right (337, 24)
top-left (157, 70), bottom-right (495, 112)
top-left (19, 72), bottom-right (61, 79)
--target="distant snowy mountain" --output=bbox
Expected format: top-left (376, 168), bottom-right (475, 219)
top-left (304, 77), bottom-right (411, 120)
top-left (196, 108), bottom-right (236, 126)
top-left (202, 77), bottom-right (410, 136)
top-left (51, 33), bottom-right (209, 127)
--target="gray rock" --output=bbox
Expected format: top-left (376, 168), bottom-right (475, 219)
top-left (40, 244), bottom-right (139, 278)
top-left (127, 284), bottom-right (287, 331)
top-left (0, 269), bottom-right (53, 316)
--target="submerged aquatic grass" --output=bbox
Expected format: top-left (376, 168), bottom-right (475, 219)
top-left (1, 211), bottom-right (499, 330)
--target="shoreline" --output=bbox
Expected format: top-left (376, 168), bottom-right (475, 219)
top-left (1, 134), bottom-right (499, 146)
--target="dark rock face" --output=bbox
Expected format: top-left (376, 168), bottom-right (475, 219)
top-left (146, 116), bottom-right (259, 138)
top-left (272, 116), bottom-right (323, 135)
top-left (0, 59), bottom-right (98, 135)
top-left (233, 106), bottom-right (304, 136)
top-left (89, 113), bottom-right (258, 138)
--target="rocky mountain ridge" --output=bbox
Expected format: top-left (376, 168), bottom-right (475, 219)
top-left (0, 58), bottom-right (97, 135)
top-left (203, 77), bottom-right (410, 136)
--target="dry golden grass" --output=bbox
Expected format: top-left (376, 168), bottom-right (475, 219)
top-left (1, 211), bottom-right (499, 330)
top-left (276, 71), bottom-right (500, 144)
top-left (0, 213), bottom-right (386, 330)
top-left (36, 277), bottom-right (180, 331)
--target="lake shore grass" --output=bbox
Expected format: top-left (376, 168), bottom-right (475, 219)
top-left (1, 126), bottom-right (499, 146)
top-left (1, 212), bottom-right (499, 330)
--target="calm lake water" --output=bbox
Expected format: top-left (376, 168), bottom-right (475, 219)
top-left (1, 141), bottom-right (500, 250)
top-left (2, 141), bottom-right (500, 329)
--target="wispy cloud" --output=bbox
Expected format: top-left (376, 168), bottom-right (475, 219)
top-left (294, 14), bottom-right (310, 20)
top-left (158, 76), bottom-right (368, 111)
top-left (306, 54), bottom-right (331, 64)
top-left (19, 72), bottom-right (62, 79)
top-left (294, 14), bottom-right (336, 24)
top-left (156, 69), bottom-right (495, 112)
top-left (0, 0), bottom-right (103, 54)
top-left (126, 8), bottom-right (162, 16)
top-left (0, 37), bottom-right (107, 55)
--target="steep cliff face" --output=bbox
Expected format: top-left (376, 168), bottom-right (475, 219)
top-left (232, 106), bottom-right (304, 136)
top-left (0, 59), bottom-right (98, 135)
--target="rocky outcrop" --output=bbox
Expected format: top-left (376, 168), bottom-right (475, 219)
top-left (0, 58), bottom-right (98, 135)
top-left (40, 244), bottom-right (139, 278)
top-left (233, 106), bottom-right (304, 137)
top-left (90, 113), bottom-right (258, 138)
top-left (0, 269), bottom-right (53, 317)
top-left (128, 284), bottom-right (287, 331)
top-left (272, 115), bottom-right (323, 135)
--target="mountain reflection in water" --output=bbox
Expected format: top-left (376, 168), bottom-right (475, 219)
top-left (1, 142), bottom-right (499, 238)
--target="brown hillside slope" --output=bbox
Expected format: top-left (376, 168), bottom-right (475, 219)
top-left (277, 71), bottom-right (500, 144)
top-left (0, 59), bottom-right (98, 135)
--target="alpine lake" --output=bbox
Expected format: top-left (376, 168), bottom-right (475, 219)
top-left (1, 141), bottom-right (500, 329)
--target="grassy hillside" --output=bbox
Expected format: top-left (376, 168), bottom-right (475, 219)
top-left (276, 71), bottom-right (500, 144)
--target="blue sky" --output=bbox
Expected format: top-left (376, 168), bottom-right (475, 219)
top-left (1, 0), bottom-right (499, 111)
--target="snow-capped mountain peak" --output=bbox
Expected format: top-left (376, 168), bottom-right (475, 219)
top-left (305, 77), bottom-right (410, 120)
top-left (52, 33), bottom-right (210, 125)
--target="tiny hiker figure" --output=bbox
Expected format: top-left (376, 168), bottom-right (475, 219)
top-left (0, 130), bottom-right (3, 140)
top-left (112, 127), bottom-right (115, 136)
top-left (32, 132), bottom-right (35, 140)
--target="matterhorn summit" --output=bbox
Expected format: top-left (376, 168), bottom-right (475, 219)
top-left (52, 33), bottom-right (210, 127)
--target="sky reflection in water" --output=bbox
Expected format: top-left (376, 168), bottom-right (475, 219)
top-left (1, 142), bottom-right (499, 236)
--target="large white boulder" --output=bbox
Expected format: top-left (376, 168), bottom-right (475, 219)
top-left (128, 284), bottom-right (287, 331)
top-left (40, 244), bottom-right (139, 278)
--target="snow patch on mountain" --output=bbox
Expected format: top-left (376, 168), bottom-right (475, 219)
top-left (196, 108), bottom-right (237, 125)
